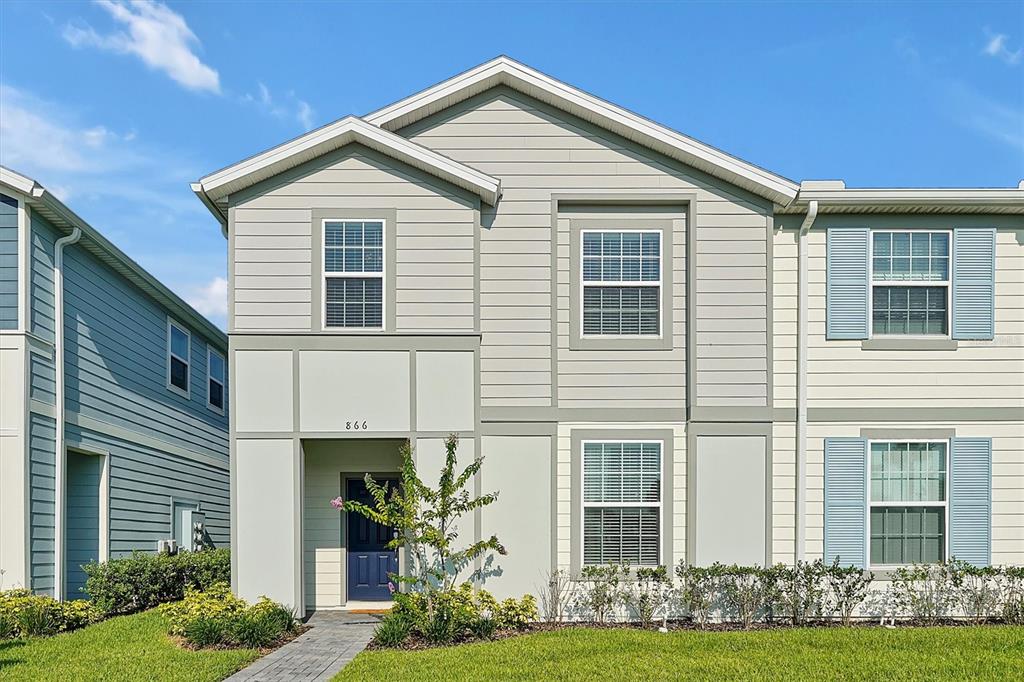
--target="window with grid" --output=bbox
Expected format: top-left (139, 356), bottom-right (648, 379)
top-left (869, 441), bottom-right (947, 566)
top-left (582, 441), bottom-right (661, 565)
top-left (324, 220), bottom-right (384, 329)
top-left (581, 231), bottom-right (661, 337)
top-left (167, 320), bottom-right (190, 395)
top-left (871, 231), bottom-right (949, 336)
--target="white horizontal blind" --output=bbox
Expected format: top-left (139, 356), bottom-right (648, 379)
top-left (324, 220), bottom-right (384, 328)
top-left (581, 231), bottom-right (661, 336)
top-left (583, 441), bottom-right (661, 565)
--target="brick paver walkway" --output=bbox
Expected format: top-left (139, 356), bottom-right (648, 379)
top-left (226, 611), bottom-right (379, 681)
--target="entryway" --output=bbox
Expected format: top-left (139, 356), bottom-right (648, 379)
top-left (345, 477), bottom-right (398, 601)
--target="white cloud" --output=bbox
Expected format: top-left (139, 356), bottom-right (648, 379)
top-left (184, 276), bottom-right (228, 327)
top-left (983, 31), bottom-right (1022, 66)
top-left (243, 82), bottom-right (316, 131)
top-left (62, 0), bottom-right (220, 93)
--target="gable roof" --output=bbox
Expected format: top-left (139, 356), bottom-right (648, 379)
top-left (0, 166), bottom-right (227, 347)
top-left (364, 56), bottom-right (800, 205)
top-left (192, 116), bottom-right (502, 225)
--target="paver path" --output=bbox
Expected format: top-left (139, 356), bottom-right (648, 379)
top-left (226, 611), bottom-right (379, 681)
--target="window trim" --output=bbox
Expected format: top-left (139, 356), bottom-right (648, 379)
top-left (866, 438), bottom-right (950, 569)
top-left (206, 346), bottom-right (225, 414)
top-left (321, 217), bottom-right (387, 331)
top-left (868, 229), bottom-right (952, 339)
top-left (166, 318), bottom-right (191, 398)
top-left (580, 439), bottom-right (664, 567)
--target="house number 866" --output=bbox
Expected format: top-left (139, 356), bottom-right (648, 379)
top-left (346, 420), bottom-right (368, 430)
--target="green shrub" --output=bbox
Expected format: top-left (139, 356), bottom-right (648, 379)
top-left (386, 583), bottom-right (535, 646)
top-left (676, 562), bottom-right (724, 628)
top-left (160, 583), bottom-right (294, 649)
top-left (0, 589), bottom-right (101, 639)
top-left (468, 614), bottom-right (498, 640)
top-left (823, 559), bottom-right (873, 626)
top-left (719, 564), bottom-right (772, 629)
top-left (83, 548), bottom-right (230, 616)
top-left (373, 612), bottom-right (413, 647)
top-left (948, 559), bottom-right (1002, 624)
top-left (621, 566), bottom-right (673, 627)
top-left (495, 594), bottom-right (537, 630)
top-left (771, 560), bottom-right (827, 625)
top-left (574, 563), bottom-right (628, 623)
top-left (1002, 566), bottom-right (1024, 625)
top-left (889, 563), bottom-right (955, 625)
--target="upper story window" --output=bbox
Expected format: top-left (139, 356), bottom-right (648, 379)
top-left (871, 231), bottom-right (949, 336)
top-left (581, 230), bottom-right (662, 337)
top-left (323, 220), bottom-right (384, 329)
top-left (167, 319), bottom-right (190, 396)
top-left (582, 441), bottom-right (662, 566)
top-left (207, 348), bottom-right (225, 412)
top-left (869, 441), bottom-right (947, 567)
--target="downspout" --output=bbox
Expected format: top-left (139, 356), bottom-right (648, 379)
top-left (52, 226), bottom-right (82, 601)
top-left (796, 200), bottom-right (817, 564)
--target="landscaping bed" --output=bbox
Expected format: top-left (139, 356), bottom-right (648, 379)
top-left (337, 624), bottom-right (1024, 681)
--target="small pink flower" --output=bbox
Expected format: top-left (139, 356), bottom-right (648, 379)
top-left (387, 582), bottom-right (396, 594)
top-left (330, 497), bottom-right (344, 510)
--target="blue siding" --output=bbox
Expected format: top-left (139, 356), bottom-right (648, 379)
top-left (25, 211), bottom-right (229, 593)
top-left (65, 451), bottom-right (101, 599)
top-left (29, 412), bottom-right (56, 595)
top-left (826, 227), bottom-right (870, 340)
top-left (0, 193), bottom-right (17, 329)
top-left (824, 437), bottom-right (868, 569)
top-left (952, 228), bottom-right (996, 340)
top-left (950, 437), bottom-right (992, 567)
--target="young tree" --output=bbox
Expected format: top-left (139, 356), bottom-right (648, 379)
top-left (331, 434), bottom-right (505, 597)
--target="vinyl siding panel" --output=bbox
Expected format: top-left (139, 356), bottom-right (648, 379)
top-left (30, 212), bottom-right (56, 343)
top-left (0, 194), bottom-right (18, 329)
top-left (230, 145), bottom-right (477, 333)
top-left (402, 87), bottom-right (770, 409)
top-left (29, 412), bottom-right (56, 594)
top-left (773, 222), bottom-right (1024, 409)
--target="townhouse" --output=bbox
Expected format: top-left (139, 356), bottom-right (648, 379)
top-left (190, 57), bottom-right (1023, 614)
top-left (0, 167), bottom-right (230, 599)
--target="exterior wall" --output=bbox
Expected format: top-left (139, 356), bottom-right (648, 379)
top-left (0, 334), bottom-right (28, 587)
top-left (400, 87), bottom-right (771, 412)
top-left (229, 145), bottom-right (478, 333)
top-left (24, 212), bottom-right (229, 596)
top-left (0, 194), bottom-right (17, 329)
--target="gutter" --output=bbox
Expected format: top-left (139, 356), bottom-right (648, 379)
top-left (796, 199), bottom-right (817, 564)
top-left (191, 183), bottom-right (228, 239)
top-left (52, 226), bottom-right (82, 601)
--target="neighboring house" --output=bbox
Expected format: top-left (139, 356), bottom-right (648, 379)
top-left (0, 167), bottom-right (230, 600)
top-left (190, 56), bottom-right (1024, 614)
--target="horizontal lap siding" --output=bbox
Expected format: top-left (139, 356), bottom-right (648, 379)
top-left (774, 226), bottom-right (1023, 408)
top-left (0, 195), bottom-right (17, 328)
top-left (403, 87), bottom-right (769, 409)
top-left (29, 413), bottom-right (56, 594)
top-left (231, 146), bottom-right (476, 333)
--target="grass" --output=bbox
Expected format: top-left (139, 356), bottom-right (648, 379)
top-left (0, 609), bottom-right (259, 682)
top-left (336, 625), bottom-right (1024, 681)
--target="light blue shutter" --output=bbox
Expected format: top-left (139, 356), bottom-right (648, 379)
top-left (826, 227), bottom-right (870, 339)
top-left (949, 437), bottom-right (992, 566)
top-left (952, 228), bottom-right (995, 340)
top-left (824, 437), bottom-right (867, 568)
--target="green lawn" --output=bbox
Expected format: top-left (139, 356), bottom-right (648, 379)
top-left (0, 610), bottom-right (259, 682)
top-left (336, 625), bottom-right (1024, 681)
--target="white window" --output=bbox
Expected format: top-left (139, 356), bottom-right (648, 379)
top-left (870, 231), bottom-right (950, 336)
top-left (869, 440), bottom-right (948, 567)
top-left (323, 219), bottom-right (384, 329)
top-left (207, 348), bottom-right (225, 412)
top-left (582, 441), bottom-right (662, 565)
top-left (167, 319), bottom-right (190, 396)
top-left (581, 230), bottom-right (662, 337)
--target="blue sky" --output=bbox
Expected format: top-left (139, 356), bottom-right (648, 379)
top-left (1, 1), bottom-right (1021, 328)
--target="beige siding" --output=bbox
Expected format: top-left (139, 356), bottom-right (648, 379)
top-left (402, 87), bottom-right (770, 409)
top-left (230, 145), bottom-right (477, 333)
top-left (774, 224), bottom-right (1024, 408)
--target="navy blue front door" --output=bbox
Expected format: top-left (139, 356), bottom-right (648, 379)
top-left (346, 478), bottom-right (398, 601)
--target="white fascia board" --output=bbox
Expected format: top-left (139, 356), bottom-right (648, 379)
top-left (0, 166), bottom-right (39, 197)
top-left (781, 182), bottom-right (1024, 214)
top-left (195, 116), bottom-right (500, 205)
top-left (365, 56), bottom-right (799, 205)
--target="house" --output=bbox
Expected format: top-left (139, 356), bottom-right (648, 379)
top-left (190, 57), bottom-right (1024, 614)
top-left (0, 166), bottom-right (230, 600)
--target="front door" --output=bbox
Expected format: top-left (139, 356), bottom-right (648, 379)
top-left (346, 478), bottom-right (398, 601)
